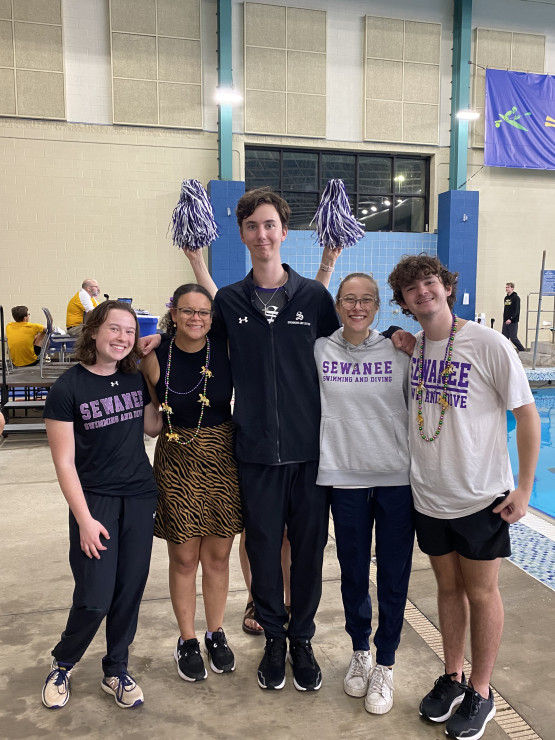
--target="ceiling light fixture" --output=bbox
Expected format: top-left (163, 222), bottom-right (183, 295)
top-left (215, 87), bottom-right (243, 105)
top-left (456, 109), bottom-right (480, 121)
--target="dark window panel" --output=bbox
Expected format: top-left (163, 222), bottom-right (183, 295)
top-left (359, 157), bottom-right (391, 193)
top-left (287, 192), bottom-right (320, 229)
top-left (320, 153), bottom-right (356, 192)
top-left (283, 151), bottom-right (318, 192)
top-left (394, 158), bottom-right (425, 195)
top-left (243, 147), bottom-right (429, 233)
top-left (244, 149), bottom-right (280, 190)
top-left (393, 197), bottom-right (425, 232)
top-left (357, 196), bottom-right (392, 232)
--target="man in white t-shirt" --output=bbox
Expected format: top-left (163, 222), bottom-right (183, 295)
top-left (388, 254), bottom-right (540, 740)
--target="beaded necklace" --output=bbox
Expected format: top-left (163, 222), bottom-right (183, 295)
top-left (162, 336), bottom-right (212, 445)
top-left (416, 314), bottom-right (457, 442)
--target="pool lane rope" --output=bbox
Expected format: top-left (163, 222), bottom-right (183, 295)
top-left (311, 179), bottom-right (364, 250)
top-left (169, 179), bottom-right (218, 251)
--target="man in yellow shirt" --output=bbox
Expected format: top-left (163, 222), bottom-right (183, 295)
top-left (66, 279), bottom-right (100, 335)
top-left (6, 306), bottom-right (47, 367)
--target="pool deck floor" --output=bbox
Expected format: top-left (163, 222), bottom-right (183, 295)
top-left (0, 434), bottom-right (553, 740)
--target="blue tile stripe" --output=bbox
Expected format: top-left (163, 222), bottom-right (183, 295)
top-left (509, 521), bottom-right (555, 591)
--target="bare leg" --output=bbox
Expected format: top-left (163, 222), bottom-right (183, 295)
top-left (459, 557), bottom-right (503, 698)
top-left (281, 529), bottom-right (291, 609)
top-left (239, 530), bottom-right (252, 601)
top-left (239, 530), bottom-right (263, 632)
top-left (34, 331), bottom-right (46, 348)
top-left (200, 535), bottom-right (234, 632)
top-left (168, 538), bottom-right (201, 640)
top-left (429, 553), bottom-right (469, 681)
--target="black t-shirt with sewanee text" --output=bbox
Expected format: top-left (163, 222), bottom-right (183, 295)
top-left (44, 364), bottom-right (157, 497)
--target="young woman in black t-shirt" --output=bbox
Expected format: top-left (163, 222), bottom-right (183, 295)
top-left (42, 301), bottom-right (162, 710)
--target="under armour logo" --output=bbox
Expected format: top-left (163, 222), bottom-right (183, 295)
top-left (111, 381), bottom-right (118, 387)
top-left (239, 317), bottom-right (248, 323)
top-left (296, 312), bottom-right (304, 321)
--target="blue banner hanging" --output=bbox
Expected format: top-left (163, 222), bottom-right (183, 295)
top-left (485, 69), bottom-right (555, 170)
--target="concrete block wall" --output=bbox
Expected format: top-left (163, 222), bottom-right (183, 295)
top-left (0, 119), bottom-right (219, 328)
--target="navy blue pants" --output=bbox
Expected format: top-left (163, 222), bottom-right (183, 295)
top-left (330, 485), bottom-right (414, 666)
top-left (52, 491), bottom-right (157, 676)
top-left (238, 461), bottom-right (329, 641)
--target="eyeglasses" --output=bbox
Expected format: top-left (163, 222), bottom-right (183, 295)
top-left (338, 297), bottom-right (376, 308)
top-left (176, 308), bottom-right (213, 319)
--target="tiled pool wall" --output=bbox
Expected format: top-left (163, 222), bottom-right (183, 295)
top-left (279, 231), bottom-right (438, 333)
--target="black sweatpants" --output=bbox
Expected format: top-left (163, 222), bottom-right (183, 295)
top-left (52, 490), bottom-right (157, 676)
top-left (238, 461), bottom-right (329, 641)
top-left (502, 321), bottom-right (525, 351)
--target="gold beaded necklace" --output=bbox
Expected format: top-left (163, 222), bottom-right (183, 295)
top-left (162, 336), bottom-right (212, 446)
top-left (415, 314), bottom-right (458, 442)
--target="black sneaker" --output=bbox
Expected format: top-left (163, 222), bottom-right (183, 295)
top-left (445, 686), bottom-right (496, 740)
top-left (204, 628), bottom-right (235, 673)
top-left (288, 638), bottom-right (322, 691)
top-left (174, 637), bottom-right (207, 682)
top-left (419, 672), bottom-right (467, 722)
top-left (257, 636), bottom-right (287, 690)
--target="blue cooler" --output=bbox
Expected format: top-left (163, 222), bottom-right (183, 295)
top-left (137, 315), bottom-right (159, 337)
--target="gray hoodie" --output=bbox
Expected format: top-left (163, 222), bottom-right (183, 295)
top-left (314, 328), bottom-right (410, 487)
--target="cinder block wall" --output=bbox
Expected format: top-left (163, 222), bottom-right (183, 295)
top-left (0, 120), bottom-right (218, 328)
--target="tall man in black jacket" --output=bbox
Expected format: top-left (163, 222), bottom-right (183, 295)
top-left (502, 282), bottom-right (525, 351)
top-left (213, 189), bottom-right (340, 693)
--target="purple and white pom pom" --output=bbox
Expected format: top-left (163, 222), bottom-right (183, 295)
top-left (169, 179), bottom-right (218, 250)
top-left (311, 179), bottom-right (364, 250)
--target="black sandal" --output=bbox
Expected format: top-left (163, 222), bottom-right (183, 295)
top-left (242, 600), bottom-right (264, 636)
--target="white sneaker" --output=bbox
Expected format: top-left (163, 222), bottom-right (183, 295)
top-left (101, 673), bottom-right (144, 708)
top-left (42, 659), bottom-right (73, 709)
top-left (365, 664), bottom-right (394, 714)
top-left (343, 650), bottom-right (372, 697)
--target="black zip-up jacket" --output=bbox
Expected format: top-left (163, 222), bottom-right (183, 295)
top-left (214, 265), bottom-right (340, 465)
top-left (503, 291), bottom-right (520, 323)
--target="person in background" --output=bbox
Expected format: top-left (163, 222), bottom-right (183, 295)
top-left (140, 284), bottom-right (242, 682)
top-left (502, 282), bottom-right (525, 352)
top-left (41, 301), bottom-right (161, 711)
top-left (315, 272), bottom-right (414, 716)
top-left (66, 279), bottom-right (100, 336)
top-left (388, 254), bottom-right (540, 740)
top-left (0, 410), bottom-right (5, 435)
top-left (6, 306), bottom-right (46, 367)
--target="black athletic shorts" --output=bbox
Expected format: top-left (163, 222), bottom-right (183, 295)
top-left (414, 494), bottom-right (511, 560)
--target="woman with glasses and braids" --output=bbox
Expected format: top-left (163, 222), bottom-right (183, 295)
top-left (140, 284), bottom-right (242, 684)
top-left (314, 273), bottom-right (415, 717)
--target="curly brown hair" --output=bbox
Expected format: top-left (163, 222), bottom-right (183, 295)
top-left (236, 187), bottom-right (291, 230)
top-left (74, 300), bottom-right (141, 372)
top-left (388, 253), bottom-right (458, 320)
top-left (159, 284), bottom-right (214, 336)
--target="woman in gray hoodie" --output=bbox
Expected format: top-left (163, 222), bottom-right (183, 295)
top-left (314, 273), bottom-right (414, 716)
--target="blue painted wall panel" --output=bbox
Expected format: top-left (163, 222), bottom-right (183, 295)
top-left (437, 190), bottom-right (479, 321)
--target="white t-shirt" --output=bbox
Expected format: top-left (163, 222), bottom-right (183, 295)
top-left (408, 321), bottom-right (533, 519)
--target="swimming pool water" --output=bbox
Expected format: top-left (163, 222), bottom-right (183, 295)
top-left (507, 387), bottom-right (555, 518)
